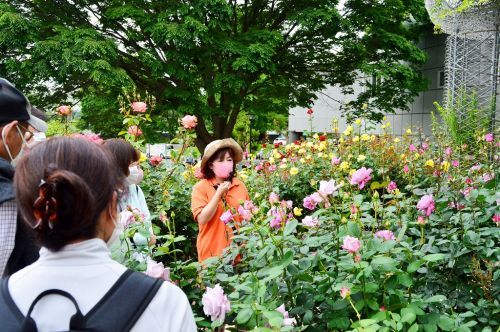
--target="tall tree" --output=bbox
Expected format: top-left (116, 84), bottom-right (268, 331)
top-left (0, 0), bottom-right (428, 150)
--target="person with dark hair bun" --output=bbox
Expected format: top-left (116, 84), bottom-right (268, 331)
top-left (191, 138), bottom-right (250, 263)
top-left (3, 137), bottom-right (196, 331)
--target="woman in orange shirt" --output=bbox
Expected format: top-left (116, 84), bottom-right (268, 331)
top-left (191, 138), bottom-right (249, 263)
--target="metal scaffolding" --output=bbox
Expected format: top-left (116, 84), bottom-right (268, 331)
top-left (426, 1), bottom-right (500, 132)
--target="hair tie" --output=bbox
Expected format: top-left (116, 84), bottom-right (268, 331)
top-left (33, 179), bottom-right (58, 230)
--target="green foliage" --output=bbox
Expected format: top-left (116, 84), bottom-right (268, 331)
top-left (0, 0), bottom-right (429, 149)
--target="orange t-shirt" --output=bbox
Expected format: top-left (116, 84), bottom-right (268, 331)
top-left (191, 178), bottom-right (249, 263)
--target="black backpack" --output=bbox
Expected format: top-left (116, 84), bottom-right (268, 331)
top-left (0, 269), bottom-right (163, 332)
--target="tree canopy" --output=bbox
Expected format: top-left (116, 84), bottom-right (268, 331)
top-left (0, 0), bottom-right (429, 150)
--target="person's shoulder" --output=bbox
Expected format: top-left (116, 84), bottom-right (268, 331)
top-left (232, 177), bottom-right (246, 187)
top-left (193, 179), bottom-right (210, 191)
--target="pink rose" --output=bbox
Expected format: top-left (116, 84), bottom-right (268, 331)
top-left (319, 179), bottom-right (342, 196)
top-left (302, 216), bottom-right (319, 227)
top-left (421, 142), bottom-right (429, 150)
top-left (120, 210), bottom-right (136, 228)
top-left (350, 167), bottom-right (373, 189)
top-left (237, 205), bottom-right (252, 222)
top-left (445, 147), bottom-right (452, 156)
top-left (220, 210), bottom-right (234, 224)
top-left (374, 230), bottom-right (395, 241)
top-left (128, 125), bottom-right (142, 137)
top-left (482, 173), bottom-right (494, 182)
top-left (149, 155), bottom-right (163, 167)
top-left (403, 164), bottom-right (410, 173)
top-left (181, 115), bottom-right (198, 129)
top-left (268, 164), bottom-right (277, 172)
top-left (350, 204), bottom-right (358, 215)
top-left (269, 192), bottom-right (280, 204)
top-left (342, 236), bottom-right (362, 253)
top-left (276, 304), bottom-right (296, 326)
top-left (244, 200), bottom-right (258, 214)
top-left (131, 101), bottom-right (147, 113)
top-left (331, 156), bottom-right (341, 165)
top-left (452, 160), bottom-right (459, 167)
top-left (484, 133), bottom-right (494, 142)
top-left (417, 215), bottom-right (426, 225)
top-left (202, 284), bottom-right (231, 322)
top-left (493, 214), bottom-right (500, 225)
top-left (409, 144), bottom-right (417, 152)
top-left (144, 259), bottom-right (170, 281)
top-left (57, 105), bottom-right (71, 116)
top-left (387, 181), bottom-right (397, 192)
top-left (340, 287), bottom-right (351, 299)
top-left (303, 195), bottom-right (318, 210)
top-left (417, 194), bottom-right (435, 216)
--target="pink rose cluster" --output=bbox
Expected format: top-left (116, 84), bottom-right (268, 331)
top-left (484, 133), bottom-right (494, 142)
top-left (237, 200), bottom-right (258, 222)
top-left (374, 230), bottom-right (395, 241)
top-left (144, 258), bottom-right (170, 281)
top-left (220, 210), bottom-right (234, 224)
top-left (268, 198), bottom-right (294, 229)
top-left (387, 181), bottom-right (398, 192)
top-left (417, 194), bottom-right (435, 216)
top-left (303, 179), bottom-right (341, 210)
top-left (181, 115), bottom-right (198, 129)
top-left (276, 304), bottom-right (296, 326)
top-left (131, 101), bottom-right (147, 113)
top-left (120, 206), bottom-right (145, 227)
top-left (342, 236), bottom-right (362, 253)
top-left (202, 284), bottom-right (231, 322)
top-left (350, 167), bottom-right (373, 189)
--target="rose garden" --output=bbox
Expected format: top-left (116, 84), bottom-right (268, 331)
top-left (1, 0), bottom-right (499, 331)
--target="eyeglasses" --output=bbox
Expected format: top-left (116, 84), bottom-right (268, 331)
top-left (17, 124), bottom-right (34, 142)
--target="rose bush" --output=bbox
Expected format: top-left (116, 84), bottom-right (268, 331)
top-left (126, 116), bottom-right (498, 331)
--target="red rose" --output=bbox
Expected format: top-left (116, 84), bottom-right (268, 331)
top-left (319, 135), bottom-right (326, 141)
top-left (307, 108), bottom-right (313, 115)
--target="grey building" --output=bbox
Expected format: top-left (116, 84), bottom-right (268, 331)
top-left (288, 29), bottom-right (447, 141)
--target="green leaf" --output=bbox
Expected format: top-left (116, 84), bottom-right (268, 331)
top-left (263, 310), bottom-right (283, 328)
top-left (283, 219), bottom-right (298, 236)
top-left (407, 259), bottom-right (425, 273)
top-left (425, 295), bottom-right (446, 303)
top-left (371, 256), bottom-right (397, 272)
top-left (236, 307), bottom-right (253, 324)
top-left (408, 323), bottom-right (419, 332)
top-left (438, 316), bottom-right (455, 331)
top-left (401, 308), bottom-right (416, 324)
top-left (398, 272), bottom-right (413, 287)
top-left (423, 253), bottom-right (445, 262)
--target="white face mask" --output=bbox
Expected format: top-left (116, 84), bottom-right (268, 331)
top-left (1, 125), bottom-right (27, 167)
top-left (106, 208), bottom-right (124, 248)
top-left (126, 165), bottom-right (143, 185)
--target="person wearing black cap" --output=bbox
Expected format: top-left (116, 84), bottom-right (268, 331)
top-left (0, 77), bottom-right (47, 276)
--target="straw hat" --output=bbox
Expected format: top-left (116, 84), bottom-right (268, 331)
top-left (201, 138), bottom-right (243, 170)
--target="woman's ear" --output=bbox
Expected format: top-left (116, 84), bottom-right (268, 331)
top-left (107, 191), bottom-right (119, 222)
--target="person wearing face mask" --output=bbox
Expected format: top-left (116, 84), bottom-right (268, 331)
top-left (0, 78), bottom-right (47, 276)
top-left (191, 138), bottom-right (249, 263)
top-left (0, 137), bottom-right (196, 331)
top-left (102, 139), bottom-right (151, 247)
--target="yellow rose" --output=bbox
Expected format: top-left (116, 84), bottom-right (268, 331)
top-left (357, 155), bottom-right (366, 162)
top-left (340, 161), bottom-right (350, 170)
top-left (290, 167), bottom-right (299, 175)
top-left (361, 134), bottom-right (370, 141)
top-left (406, 128), bottom-right (412, 135)
top-left (393, 138), bottom-right (400, 143)
top-left (353, 136), bottom-right (360, 142)
top-left (441, 161), bottom-right (450, 172)
top-left (425, 159), bottom-right (435, 168)
top-left (139, 152), bottom-right (147, 163)
top-left (313, 133), bottom-right (319, 139)
top-left (293, 207), bottom-right (302, 216)
top-left (414, 153), bottom-right (420, 159)
top-left (355, 119), bottom-right (362, 125)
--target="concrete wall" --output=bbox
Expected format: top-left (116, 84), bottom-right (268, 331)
top-left (288, 30), bottom-right (447, 140)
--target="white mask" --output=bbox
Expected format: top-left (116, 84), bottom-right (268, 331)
top-left (126, 166), bottom-right (143, 185)
top-left (106, 208), bottom-right (124, 248)
top-left (1, 125), bottom-right (27, 167)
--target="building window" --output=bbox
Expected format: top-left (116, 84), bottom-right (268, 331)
top-left (438, 71), bottom-right (445, 88)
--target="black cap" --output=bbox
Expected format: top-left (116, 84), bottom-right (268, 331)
top-left (0, 78), bottom-right (47, 132)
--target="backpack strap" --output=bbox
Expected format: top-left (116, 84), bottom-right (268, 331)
top-left (0, 276), bottom-right (24, 331)
top-left (84, 269), bottom-right (163, 331)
